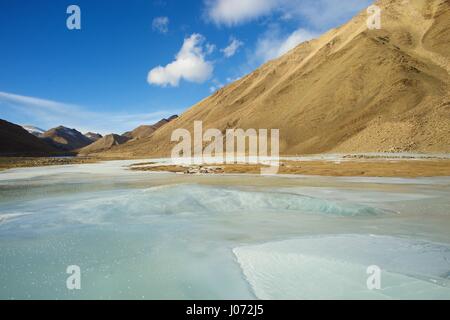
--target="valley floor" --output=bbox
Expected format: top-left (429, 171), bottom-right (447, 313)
top-left (130, 154), bottom-right (450, 178)
top-left (2, 154), bottom-right (450, 177)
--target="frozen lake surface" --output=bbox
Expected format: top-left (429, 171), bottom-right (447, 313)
top-left (0, 160), bottom-right (449, 299)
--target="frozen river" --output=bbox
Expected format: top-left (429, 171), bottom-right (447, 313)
top-left (0, 160), bottom-right (449, 299)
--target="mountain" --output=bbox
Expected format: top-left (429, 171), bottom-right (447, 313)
top-left (84, 132), bottom-right (103, 142)
top-left (22, 125), bottom-right (46, 137)
top-left (78, 134), bottom-right (130, 155)
top-left (0, 119), bottom-right (57, 156)
top-left (79, 115), bottom-right (179, 156)
top-left (101, 0), bottom-right (450, 158)
top-left (122, 126), bottom-right (157, 140)
top-left (41, 126), bottom-right (93, 151)
top-left (122, 115), bottom-right (178, 140)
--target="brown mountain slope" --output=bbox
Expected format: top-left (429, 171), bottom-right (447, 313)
top-left (0, 119), bottom-right (57, 156)
top-left (122, 126), bottom-right (155, 140)
top-left (42, 126), bottom-right (93, 151)
top-left (78, 134), bottom-right (130, 155)
top-left (122, 115), bottom-right (178, 140)
top-left (102, 0), bottom-right (450, 158)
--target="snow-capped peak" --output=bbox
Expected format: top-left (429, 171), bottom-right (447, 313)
top-left (22, 125), bottom-right (46, 137)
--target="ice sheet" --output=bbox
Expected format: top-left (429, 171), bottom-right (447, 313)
top-left (0, 184), bottom-right (395, 233)
top-left (234, 235), bottom-right (450, 300)
top-left (1, 162), bottom-right (450, 299)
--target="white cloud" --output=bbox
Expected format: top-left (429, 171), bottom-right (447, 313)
top-left (0, 91), bottom-right (178, 135)
top-left (221, 37), bottom-right (244, 58)
top-left (205, 0), bottom-right (277, 26)
top-left (148, 34), bottom-right (214, 87)
top-left (255, 26), bottom-right (317, 62)
top-left (152, 16), bottom-right (169, 33)
top-left (205, 0), bottom-right (372, 29)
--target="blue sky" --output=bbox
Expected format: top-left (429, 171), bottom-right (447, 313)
top-left (0, 0), bottom-right (371, 134)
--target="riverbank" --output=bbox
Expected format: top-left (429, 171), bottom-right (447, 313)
top-left (0, 157), bottom-right (99, 171)
top-left (130, 159), bottom-right (450, 177)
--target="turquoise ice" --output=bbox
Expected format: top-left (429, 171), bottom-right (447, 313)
top-left (0, 161), bottom-right (449, 299)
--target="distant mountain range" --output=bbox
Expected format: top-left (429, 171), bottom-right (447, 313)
top-left (40, 126), bottom-right (93, 151)
top-left (79, 115), bottom-right (178, 155)
top-left (0, 115), bottom-right (179, 156)
top-left (78, 134), bottom-right (131, 155)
